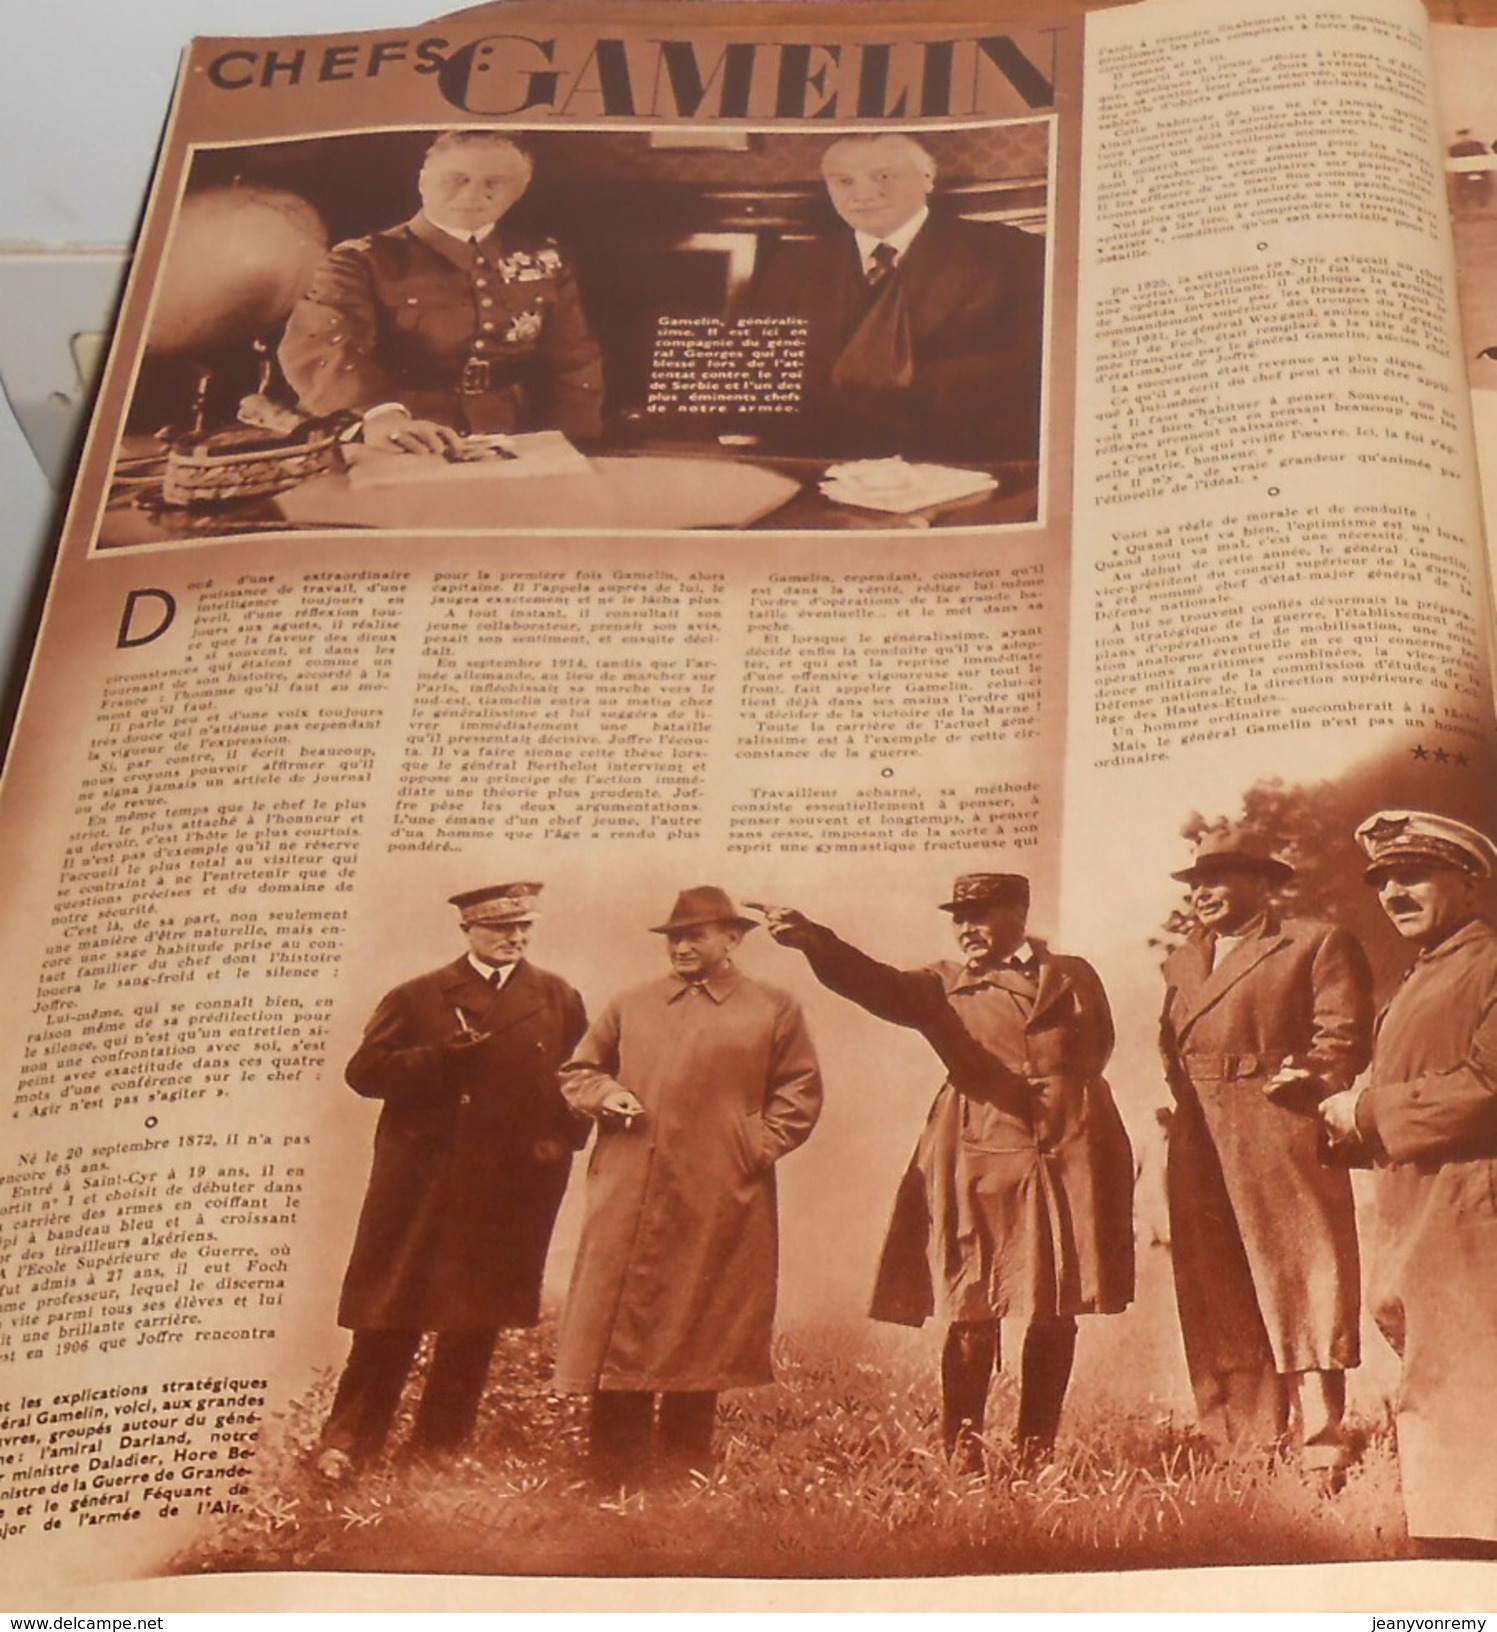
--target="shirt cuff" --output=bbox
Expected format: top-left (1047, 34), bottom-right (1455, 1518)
top-left (359, 402), bottom-right (411, 431)
top-left (1352, 1084), bottom-right (1384, 1154)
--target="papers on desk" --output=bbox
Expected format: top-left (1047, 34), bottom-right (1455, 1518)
top-left (348, 430), bottom-right (595, 487)
top-left (819, 457), bottom-right (998, 513)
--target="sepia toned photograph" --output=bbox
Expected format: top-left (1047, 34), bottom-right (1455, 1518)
top-left (97, 120), bottom-right (1052, 550)
top-left (143, 775), bottom-right (1497, 1583)
top-left (12, 0), bottom-right (1497, 1613)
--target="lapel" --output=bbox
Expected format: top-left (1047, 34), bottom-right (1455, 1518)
top-left (1375, 915), bottom-right (1493, 1033)
top-left (895, 214), bottom-right (982, 343)
top-left (1026, 948), bottom-right (1074, 1031)
top-left (942, 948), bottom-right (1068, 1030)
top-left (1169, 916), bottom-right (1290, 1039)
top-left (826, 231), bottom-right (876, 349)
top-left (436, 956), bottom-right (543, 1037)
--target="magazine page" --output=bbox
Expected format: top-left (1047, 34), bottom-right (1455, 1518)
top-left (1062, 0), bottom-right (1497, 1607)
top-left (1433, 17), bottom-right (1497, 590)
top-left (0, 0), bottom-right (1081, 1605)
top-left (0, 0), bottom-right (1491, 1611)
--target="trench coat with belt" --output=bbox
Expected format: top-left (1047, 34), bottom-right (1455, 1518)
top-left (1160, 915), bottom-right (1373, 1379)
top-left (552, 969), bottom-right (822, 1394)
top-left (1354, 915), bottom-right (1497, 1542)
top-left (800, 929), bottom-right (1135, 1327)
top-left (337, 956), bottom-right (588, 1332)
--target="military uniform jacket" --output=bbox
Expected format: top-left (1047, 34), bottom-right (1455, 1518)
top-left (279, 214), bottom-right (604, 438)
top-left (552, 969), bottom-right (822, 1393)
top-left (1356, 916), bottom-right (1497, 1541)
top-left (801, 928), bottom-right (1134, 1327)
top-left (1160, 915), bottom-right (1373, 1375)
top-left (750, 211), bottom-right (1045, 464)
top-left (338, 956), bottom-right (588, 1332)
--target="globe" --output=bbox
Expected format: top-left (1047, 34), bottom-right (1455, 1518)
top-left (148, 186), bottom-right (328, 357)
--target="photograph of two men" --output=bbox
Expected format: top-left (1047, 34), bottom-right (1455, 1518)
top-left (101, 120), bottom-right (1051, 544)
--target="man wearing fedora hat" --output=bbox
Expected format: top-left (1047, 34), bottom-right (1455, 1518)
top-left (762, 873), bottom-right (1134, 1471)
top-left (553, 886), bottom-right (822, 1486)
top-left (1160, 826), bottom-right (1373, 1474)
top-left (1319, 810), bottom-right (1497, 1551)
top-left (314, 882), bottom-right (587, 1481)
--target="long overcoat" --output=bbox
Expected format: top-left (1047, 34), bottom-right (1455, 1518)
top-left (279, 214), bottom-right (604, 438)
top-left (801, 930), bottom-right (1134, 1327)
top-left (1160, 915), bottom-right (1373, 1379)
top-left (552, 969), bottom-right (822, 1393)
top-left (1355, 916), bottom-right (1497, 1542)
top-left (338, 956), bottom-right (587, 1332)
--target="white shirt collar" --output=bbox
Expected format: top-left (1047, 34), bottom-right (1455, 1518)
top-left (467, 954), bottom-right (516, 986)
top-left (424, 216), bottom-right (497, 246)
top-left (854, 206), bottom-right (929, 269)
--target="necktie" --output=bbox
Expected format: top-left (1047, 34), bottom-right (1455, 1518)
top-left (866, 241), bottom-right (898, 287)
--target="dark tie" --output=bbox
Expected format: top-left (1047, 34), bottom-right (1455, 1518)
top-left (866, 241), bottom-right (898, 287)
top-left (488, 967), bottom-right (505, 988)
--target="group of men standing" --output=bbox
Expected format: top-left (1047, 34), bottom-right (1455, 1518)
top-left (1160, 810), bottom-right (1497, 1553)
top-left (314, 806), bottom-right (1497, 1556)
top-left (315, 881), bottom-right (825, 1491)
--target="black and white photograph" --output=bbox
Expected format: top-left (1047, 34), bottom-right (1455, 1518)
top-left (97, 120), bottom-right (1053, 549)
top-left (9, 0), bottom-right (1497, 1614)
top-left (139, 769), bottom-right (1497, 1581)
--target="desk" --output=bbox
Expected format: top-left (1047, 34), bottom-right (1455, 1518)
top-left (98, 444), bottom-right (1040, 543)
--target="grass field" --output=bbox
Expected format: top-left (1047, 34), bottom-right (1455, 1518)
top-left (176, 1317), bottom-right (1414, 1580)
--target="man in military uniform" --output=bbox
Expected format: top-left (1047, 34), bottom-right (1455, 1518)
top-left (315, 882), bottom-right (587, 1482)
top-left (280, 132), bottom-right (604, 454)
top-left (1160, 827), bottom-right (1373, 1474)
top-left (1321, 811), bottom-right (1497, 1552)
top-left (762, 874), bottom-right (1134, 1472)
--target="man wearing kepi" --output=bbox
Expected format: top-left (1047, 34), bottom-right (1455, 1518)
top-left (279, 131), bottom-right (604, 455)
top-left (762, 874), bottom-right (1134, 1471)
top-left (553, 887), bottom-right (822, 1487)
top-left (750, 133), bottom-right (1045, 464)
top-left (314, 882), bottom-right (587, 1482)
top-left (1319, 811), bottom-right (1497, 1553)
top-left (1160, 827), bottom-right (1373, 1474)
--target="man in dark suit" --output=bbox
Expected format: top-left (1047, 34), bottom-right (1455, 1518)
top-left (750, 133), bottom-right (1045, 464)
top-left (314, 882), bottom-right (587, 1482)
top-left (279, 132), bottom-right (604, 455)
top-left (1160, 828), bottom-right (1373, 1476)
